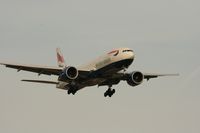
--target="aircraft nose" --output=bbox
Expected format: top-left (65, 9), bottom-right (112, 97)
top-left (129, 51), bottom-right (135, 59)
top-left (132, 51), bottom-right (135, 58)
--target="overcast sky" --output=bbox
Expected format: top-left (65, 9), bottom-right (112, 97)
top-left (0, 0), bottom-right (200, 133)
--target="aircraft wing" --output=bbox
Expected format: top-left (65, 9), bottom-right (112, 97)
top-left (0, 62), bottom-right (63, 75)
top-left (143, 73), bottom-right (179, 80)
top-left (101, 72), bottom-right (178, 80)
top-left (0, 62), bottom-right (90, 76)
top-left (98, 72), bottom-right (179, 86)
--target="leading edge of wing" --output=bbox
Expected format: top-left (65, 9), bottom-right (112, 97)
top-left (0, 61), bottom-right (63, 70)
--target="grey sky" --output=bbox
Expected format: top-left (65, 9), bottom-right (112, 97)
top-left (0, 0), bottom-right (200, 133)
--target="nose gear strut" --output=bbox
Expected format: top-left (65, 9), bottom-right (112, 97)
top-left (67, 87), bottom-right (78, 95)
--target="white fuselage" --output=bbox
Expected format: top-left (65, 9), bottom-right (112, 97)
top-left (79, 48), bottom-right (135, 71)
top-left (57, 48), bottom-right (134, 89)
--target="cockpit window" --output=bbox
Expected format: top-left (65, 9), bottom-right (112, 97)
top-left (108, 50), bottom-right (119, 56)
top-left (122, 50), bottom-right (133, 53)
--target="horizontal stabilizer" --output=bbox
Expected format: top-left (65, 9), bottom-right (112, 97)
top-left (21, 79), bottom-right (58, 84)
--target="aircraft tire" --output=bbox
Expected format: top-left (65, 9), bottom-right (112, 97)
top-left (112, 89), bottom-right (116, 94)
top-left (67, 90), bottom-right (71, 95)
top-left (72, 90), bottom-right (76, 95)
top-left (104, 92), bottom-right (108, 97)
top-left (108, 93), bottom-right (112, 97)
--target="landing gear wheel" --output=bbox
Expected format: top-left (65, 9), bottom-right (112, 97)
top-left (112, 89), bottom-right (115, 94)
top-left (108, 89), bottom-right (115, 97)
top-left (104, 88), bottom-right (116, 97)
top-left (104, 92), bottom-right (108, 97)
top-left (104, 90), bottom-right (109, 97)
top-left (72, 89), bottom-right (77, 95)
top-left (67, 88), bottom-right (77, 95)
top-left (108, 93), bottom-right (112, 97)
top-left (67, 89), bottom-right (72, 95)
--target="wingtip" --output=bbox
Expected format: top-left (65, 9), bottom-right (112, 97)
top-left (165, 73), bottom-right (180, 76)
top-left (173, 73), bottom-right (180, 76)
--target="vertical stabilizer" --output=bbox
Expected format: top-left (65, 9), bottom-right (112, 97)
top-left (56, 48), bottom-right (66, 67)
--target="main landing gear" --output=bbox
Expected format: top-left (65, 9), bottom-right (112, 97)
top-left (104, 87), bottom-right (116, 97)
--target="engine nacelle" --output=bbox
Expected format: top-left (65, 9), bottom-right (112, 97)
top-left (59, 66), bottom-right (79, 81)
top-left (127, 71), bottom-right (144, 87)
top-left (65, 66), bottom-right (79, 80)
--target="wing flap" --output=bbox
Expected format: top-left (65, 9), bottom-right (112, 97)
top-left (22, 79), bottom-right (58, 84)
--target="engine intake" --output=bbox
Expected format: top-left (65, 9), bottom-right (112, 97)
top-left (127, 71), bottom-right (144, 87)
top-left (65, 66), bottom-right (79, 80)
top-left (59, 66), bottom-right (79, 81)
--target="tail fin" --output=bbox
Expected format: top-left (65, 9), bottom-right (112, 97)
top-left (56, 48), bottom-right (66, 67)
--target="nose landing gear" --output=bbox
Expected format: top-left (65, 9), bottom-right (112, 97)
top-left (67, 87), bottom-right (78, 95)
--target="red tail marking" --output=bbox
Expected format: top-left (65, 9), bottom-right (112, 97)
top-left (57, 53), bottom-right (64, 63)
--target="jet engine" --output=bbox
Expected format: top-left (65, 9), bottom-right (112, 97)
top-left (127, 71), bottom-right (144, 87)
top-left (59, 66), bottom-right (79, 81)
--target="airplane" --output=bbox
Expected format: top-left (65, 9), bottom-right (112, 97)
top-left (0, 48), bottom-right (178, 97)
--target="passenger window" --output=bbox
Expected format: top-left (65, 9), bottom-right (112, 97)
top-left (123, 50), bottom-right (133, 52)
